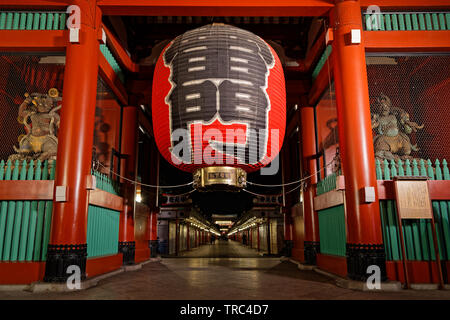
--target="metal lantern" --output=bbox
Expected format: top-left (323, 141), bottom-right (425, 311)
top-left (152, 24), bottom-right (286, 191)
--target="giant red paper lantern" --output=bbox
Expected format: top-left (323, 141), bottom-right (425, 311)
top-left (152, 24), bottom-right (285, 177)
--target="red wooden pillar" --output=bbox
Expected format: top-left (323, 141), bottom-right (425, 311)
top-left (149, 210), bottom-right (158, 257)
top-left (300, 105), bottom-right (320, 264)
top-left (186, 223), bottom-right (190, 251)
top-left (118, 106), bottom-right (138, 265)
top-left (283, 208), bottom-right (294, 257)
top-left (175, 219), bottom-right (179, 256)
top-left (257, 223), bottom-right (260, 251)
top-left (44, 1), bottom-right (101, 282)
top-left (195, 228), bottom-right (198, 247)
top-left (267, 218), bottom-right (271, 254)
top-left (283, 211), bottom-right (293, 242)
top-left (331, 0), bottom-right (386, 280)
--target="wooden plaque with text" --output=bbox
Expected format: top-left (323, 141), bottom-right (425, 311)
top-left (392, 176), bottom-right (444, 289)
top-left (394, 178), bottom-right (432, 219)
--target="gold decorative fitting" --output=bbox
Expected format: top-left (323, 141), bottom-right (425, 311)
top-left (193, 166), bottom-right (247, 192)
top-left (48, 88), bottom-right (59, 98)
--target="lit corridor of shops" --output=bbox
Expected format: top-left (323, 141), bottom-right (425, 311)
top-left (1, 240), bottom-right (450, 300)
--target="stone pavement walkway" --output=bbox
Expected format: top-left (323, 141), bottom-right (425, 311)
top-left (178, 239), bottom-right (261, 258)
top-left (1, 241), bottom-right (450, 300)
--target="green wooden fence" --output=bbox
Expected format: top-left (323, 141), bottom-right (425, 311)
top-left (376, 158), bottom-right (450, 261)
top-left (100, 44), bottom-right (125, 83)
top-left (86, 205), bottom-right (120, 258)
top-left (0, 159), bottom-right (55, 262)
top-left (312, 45), bottom-right (332, 80)
top-left (316, 172), bottom-right (338, 196)
top-left (0, 11), bottom-right (66, 30)
top-left (91, 169), bottom-right (120, 195)
top-left (87, 169), bottom-right (121, 258)
top-left (363, 12), bottom-right (450, 31)
top-left (318, 205), bottom-right (346, 257)
top-left (0, 160), bottom-right (122, 261)
top-left (316, 172), bottom-right (346, 256)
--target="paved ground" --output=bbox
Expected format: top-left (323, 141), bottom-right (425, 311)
top-left (1, 240), bottom-right (450, 300)
top-left (178, 239), bottom-right (261, 258)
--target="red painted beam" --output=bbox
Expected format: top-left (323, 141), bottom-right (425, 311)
top-left (0, 262), bottom-right (45, 284)
top-left (98, 52), bottom-right (129, 105)
top-left (97, 0), bottom-right (334, 16)
top-left (3, 0), bottom-right (448, 13)
top-left (316, 253), bottom-right (347, 277)
top-left (0, 1), bottom-right (69, 10)
top-left (386, 261), bottom-right (450, 284)
top-left (304, 28), bottom-right (328, 71)
top-left (364, 31), bottom-right (450, 52)
top-left (88, 189), bottom-right (124, 211)
top-left (86, 254), bottom-right (123, 279)
top-left (102, 24), bottom-right (139, 73)
top-left (378, 180), bottom-right (450, 201)
top-left (0, 180), bottom-right (54, 200)
top-left (0, 30), bottom-right (67, 51)
top-left (308, 52), bottom-right (333, 106)
top-left (377, 180), bottom-right (394, 200)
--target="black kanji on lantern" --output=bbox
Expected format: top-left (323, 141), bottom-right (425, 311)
top-left (163, 24), bottom-right (275, 164)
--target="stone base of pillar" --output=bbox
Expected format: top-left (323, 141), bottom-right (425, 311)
top-left (119, 241), bottom-right (135, 265)
top-left (304, 241), bottom-right (320, 265)
top-left (44, 244), bottom-right (87, 282)
top-left (346, 243), bottom-right (387, 281)
top-left (149, 240), bottom-right (158, 258)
